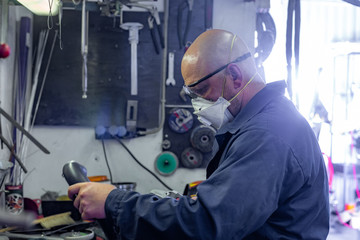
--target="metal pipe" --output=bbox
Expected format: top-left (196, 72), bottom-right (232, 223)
top-left (81, 0), bottom-right (89, 99)
top-left (0, 107), bottom-right (50, 154)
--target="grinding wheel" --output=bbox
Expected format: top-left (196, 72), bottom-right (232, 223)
top-left (181, 147), bottom-right (203, 168)
top-left (154, 151), bottom-right (179, 176)
top-left (190, 125), bottom-right (216, 153)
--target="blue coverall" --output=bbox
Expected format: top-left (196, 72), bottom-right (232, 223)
top-left (104, 80), bottom-right (330, 240)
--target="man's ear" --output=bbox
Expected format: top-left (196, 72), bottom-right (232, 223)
top-left (228, 64), bottom-right (243, 88)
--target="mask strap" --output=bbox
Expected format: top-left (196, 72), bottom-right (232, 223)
top-left (229, 72), bottom-right (258, 103)
top-left (221, 34), bottom-right (237, 97)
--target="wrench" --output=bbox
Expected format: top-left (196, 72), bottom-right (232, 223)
top-left (166, 52), bottom-right (176, 86)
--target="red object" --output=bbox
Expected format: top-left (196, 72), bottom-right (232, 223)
top-left (0, 43), bottom-right (11, 58)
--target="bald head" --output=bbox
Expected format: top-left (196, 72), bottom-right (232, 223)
top-left (181, 29), bottom-right (257, 87)
top-left (181, 29), bottom-right (265, 114)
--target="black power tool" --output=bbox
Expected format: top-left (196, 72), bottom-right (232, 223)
top-left (62, 160), bottom-right (90, 185)
top-left (62, 160), bottom-right (117, 240)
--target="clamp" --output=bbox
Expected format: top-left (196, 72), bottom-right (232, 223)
top-left (177, 0), bottom-right (194, 49)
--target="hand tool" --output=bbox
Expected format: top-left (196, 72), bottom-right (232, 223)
top-left (147, 15), bottom-right (163, 54)
top-left (165, 52), bottom-right (176, 86)
top-left (81, 0), bottom-right (89, 99)
top-left (147, 16), bottom-right (160, 54)
top-left (62, 161), bottom-right (117, 240)
top-left (177, 0), bottom-right (194, 49)
top-left (126, 100), bottom-right (138, 134)
top-left (127, 3), bottom-right (164, 54)
top-left (121, 22), bottom-right (143, 95)
top-left (62, 161), bottom-right (90, 185)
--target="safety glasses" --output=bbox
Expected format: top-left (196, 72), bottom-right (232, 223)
top-left (183, 52), bottom-right (251, 99)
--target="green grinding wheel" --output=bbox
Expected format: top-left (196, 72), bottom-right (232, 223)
top-left (154, 151), bottom-right (179, 176)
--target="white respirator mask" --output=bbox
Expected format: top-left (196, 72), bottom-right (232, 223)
top-left (186, 34), bottom-right (257, 130)
top-left (191, 72), bottom-right (257, 130)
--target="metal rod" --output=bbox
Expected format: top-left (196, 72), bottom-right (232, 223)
top-left (0, 133), bottom-right (27, 173)
top-left (0, 106), bottom-right (50, 154)
top-left (81, 0), bottom-right (88, 99)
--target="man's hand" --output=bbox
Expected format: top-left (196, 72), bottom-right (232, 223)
top-left (68, 182), bottom-right (116, 220)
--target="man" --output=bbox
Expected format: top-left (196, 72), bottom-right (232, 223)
top-left (68, 29), bottom-right (329, 239)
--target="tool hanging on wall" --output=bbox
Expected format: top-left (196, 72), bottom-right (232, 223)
top-left (154, 151), bottom-right (178, 176)
top-left (168, 108), bottom-right (193, 133)
top-left (190, 125), bottom-right (215, 153)
top-left (58, 0), bottom-right (63, 50)
top-left (177, 0), bottom-right (194, 49)
top-left (121, 22), bottom-right (143, 96)
top-left (126, 100), bottom-right (138, 135)
top-left (181, 147), bottom-right (203, 168)
top-left (81, 0), bottom-right (89, 99)
top-left (166, 52), bottom-right (176, 86)
top-left (126, 3), bottom-right (164, 54)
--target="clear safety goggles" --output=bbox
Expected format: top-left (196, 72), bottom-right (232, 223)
top-left (183, 52), bottom-right (251, 99)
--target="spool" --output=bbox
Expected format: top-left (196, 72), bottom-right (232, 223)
top-left (154, 151), bottom-right (178, 176)
top-left (190, 125), bottom-right (216, 153)
top-left (168, 108), bottom-right (193, 133)
top-left (5, 185), bottom-right (24, 215)
top-left (180, 147), bottom-right (203, 168)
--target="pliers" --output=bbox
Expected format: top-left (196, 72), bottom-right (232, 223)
top-left (147, 10), bottom-right (164, 54)
top-left (177, 0), bottom-right (194, 49)
top-left (127, 3), bottom-right (164, 54)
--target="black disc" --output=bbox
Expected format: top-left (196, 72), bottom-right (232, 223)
top-left (181, 147), bottom-right (203, 168)
top-left (190, 125), bottom-right (216, 153)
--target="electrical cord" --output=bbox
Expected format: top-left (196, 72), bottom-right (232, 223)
top-left (112, 135), bottom-right (173, 191)
top-left (101, 137), bottom-right (113, 184)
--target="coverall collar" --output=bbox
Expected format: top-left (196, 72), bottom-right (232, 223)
top-left (216, 80), bottom-right (288, 136)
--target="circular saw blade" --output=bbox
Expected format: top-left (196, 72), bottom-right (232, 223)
top-left (168, 108), bottom-right (194, 133)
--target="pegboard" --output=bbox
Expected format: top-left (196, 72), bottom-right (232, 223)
top-left (165, 0), bottom-right (212, 105)
top-left (162, 107), bottom-right (215, 169)
top-left (32, 9), bottom-right (163, 129)
top-left (159, 0), bottom-right (214, 169)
